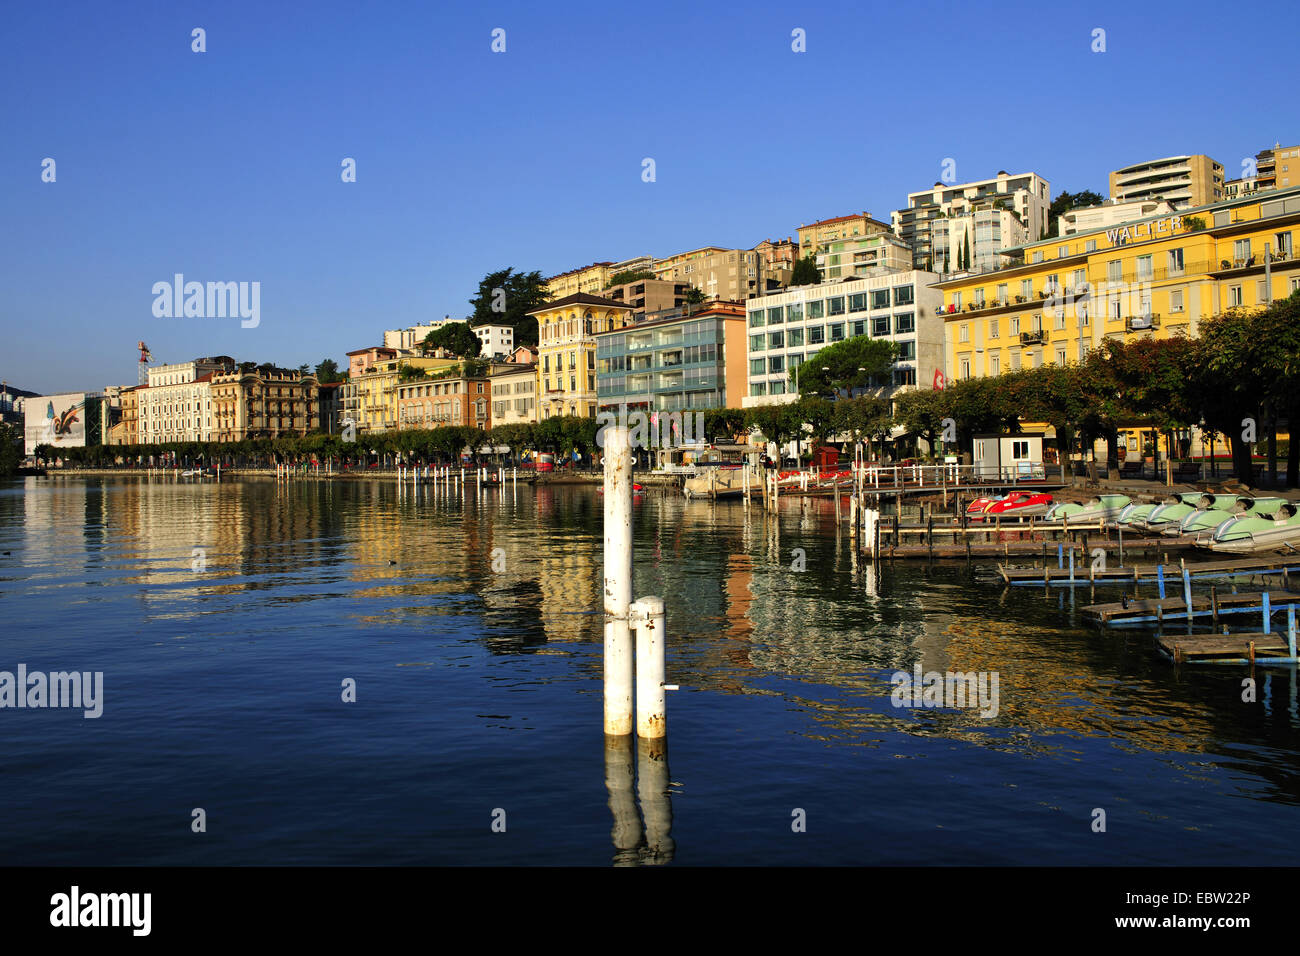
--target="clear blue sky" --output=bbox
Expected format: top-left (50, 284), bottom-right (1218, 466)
top-left (3, 0), bottom-right (1293, 393)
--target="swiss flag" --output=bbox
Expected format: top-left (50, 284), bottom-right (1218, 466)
top-left (933, 369), bottom-right (946, 391)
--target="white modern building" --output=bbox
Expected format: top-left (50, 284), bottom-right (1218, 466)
top-left (1057, 198), bottom-right (1175, 236)
top-left (742, 270), bottom-right (944, 408)
top-left (893, 171), bottom-right (1051, 272)
top-left (383, 317), bottom-right (463, 351)
top-left (472, 323), bottom-right (514, 358)
top-left (138, 357), bottom-right (232, 444)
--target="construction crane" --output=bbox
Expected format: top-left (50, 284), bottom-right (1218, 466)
top-left (137, 341), bottom-right (154, 386)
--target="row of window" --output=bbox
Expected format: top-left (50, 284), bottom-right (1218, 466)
top-left (749, 286), bottom-right (915, 327)
top-left (749, 367), bottom-right (917, 395)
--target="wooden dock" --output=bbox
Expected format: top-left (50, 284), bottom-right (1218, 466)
top-left (997, 554), bottom-right (1300, 586)
top-left (1082, 589), bottom-right (1300, 627)
top-left (1155, 632), bottom-right (1295, 665)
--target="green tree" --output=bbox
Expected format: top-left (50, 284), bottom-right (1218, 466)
top-left (1045, 189), bottom-right (1105, 238)
top-left (794, 336), bottom-right (896, 397)
top-left (0, 423), bottom-right (21, 475)
top-left (422, 322), bottom-right (482, 358)
top-left (468, 268), bottom-right (551, 348)
top-left (789, 256), bottom-right (822, 287)
top-left (605, 270), bottom-right (656, 288)
top-left (315, 359), bottom-right (345, 383)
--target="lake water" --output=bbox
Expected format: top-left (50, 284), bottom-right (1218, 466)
top-left (1, 476), bottom-right (1297, 866)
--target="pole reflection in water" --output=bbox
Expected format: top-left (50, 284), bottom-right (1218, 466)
top-left (604, 734), bottom-right (675, 866)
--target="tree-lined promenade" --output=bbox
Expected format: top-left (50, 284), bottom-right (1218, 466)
top-left (23, 293), bottom-right (1300, 487)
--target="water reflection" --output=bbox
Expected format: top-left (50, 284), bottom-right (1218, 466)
top-left (604, 734), bottom-right (674, 866)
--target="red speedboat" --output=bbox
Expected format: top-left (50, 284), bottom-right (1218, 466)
top-left (966, 491), bottom-right (1053, 521)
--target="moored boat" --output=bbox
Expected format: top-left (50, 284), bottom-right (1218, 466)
top-left (1042, 493), bottom-right (1130, 524)
top-left (1169, 495), bottom-right (1281, 538)
top-left (966, 491), bottom-right (1053, 521)
top-left (1198, 502), bottom-right (1300, 554)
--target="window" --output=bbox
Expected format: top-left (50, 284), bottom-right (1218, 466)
top-left (894, 285), bottom-right (914, 306)
top-left (959, 323), bottom-right (970, 343)
top-left (895, 313), bottom-right (914, 333)
top-left (1229, 285), bottom-right (1243, 307)
top-left (1011, 440), bottom-right (1030, 460)
top-left (1010, 351), bottom-right (1021, 370)
top-left (1258, 279), bottom-right (1269, 301)
top-left (1085, 239), bottom-right (1097, 252)
top-left (896, 340), bottom-right (915, 360)
top-left (989, 353), bottom-right (1000, 376)
top-left (827, 322), bottom-right (844, 342)
top-left (771, 380), bottom-right (787, 395)
top-left (768, 331), bottom-right (784, 349)
top-left (951, 292), bottom-right (962, 310)
top-left (996, 283), bottom-right (1007, 305)
top-left (767, 306), bottom-right (784, 324)
top-left (750, 382), bottom-right (767, 396)
top-left (1234, 238), bottom-right (1251, 263)
top-left (988, 317), bottom-right (999, 338)
top-left (786, 301), bottom-right (804, 322)
top-left (849, 293), bottom-right (868, 312)
top-left (1056, 348), bottom-right (1067, 365)
top-left (749, 310), bottom-right (765, 327)
top-left (587, 352), bottom-right (594, 369)
top-left (893, 367), bottom-right (917, 386)
top-left (1135, 255), bottom-right (1152, 281)
top-left (750, 334), bottom-right (765, 352)
top-left (1010, 316), bottom-right (1020, 336)
top-left (872, 315), bottom-right (890, 336)
top-left (768, 356), bottom-right (784, 374)
top-left (959, 357), bottom-right (971, 379)
top-left (1168, 248), bottom-right (1184, 276)
top-left (788, 327), bottom-right (804, 347)
top-left (871, 290), bottom-right (890, 310)
top-left (827, 296), bottom-right (846, 317)
top-left (808, 325), bottom-right (825, 344)
top-left (1054, 311), bottom-right (1066, 330)
top-left (1057, 245), bottom-right (1068, 259)
top-left (1071, 269), bottom-right (1086, 289)
top-left (1107, 260), bottom-right (1122, 283)
top-left (1020, 279), bottom-right (1032, 300)
top-left (1275, 231), bottom-right (1293, 257)
top-left (1291, 277), bottom-right (1300, 294)
top-left (852, 320), bottom-right (866, 337)
top-left (807, 300), bottom-right (825, 319)
top-left (1045, 273), bottom-right (1059, 295)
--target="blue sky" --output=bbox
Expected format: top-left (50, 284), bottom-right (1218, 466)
top-left (3, 0), bottom-right (1293, 393)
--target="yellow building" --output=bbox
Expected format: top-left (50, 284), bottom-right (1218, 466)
top-left (350, 355), bottom-right (459, 433)
top-left (543, 262), bottom-right (614, 300)
top-left (529, 293), bottom-right (633, 419)
top-left (937, 184), bottom-right (1300, 384)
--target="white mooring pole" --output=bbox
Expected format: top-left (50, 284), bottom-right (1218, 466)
top-left (603, 425), bottom-right (635, 736)
top-left (631, 595), bottom-right (666, 739)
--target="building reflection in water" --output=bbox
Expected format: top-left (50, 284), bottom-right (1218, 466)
top-left (604, 733), bottom-right (674, 866)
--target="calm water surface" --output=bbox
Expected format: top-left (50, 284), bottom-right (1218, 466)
top-left (1, 476), bottom-right (1297, 865)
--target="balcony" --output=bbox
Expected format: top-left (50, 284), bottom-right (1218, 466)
top-left (1125, 314), bottom-right (1162, 332)
top-left (1019, 330), bottom-right (1046, 346)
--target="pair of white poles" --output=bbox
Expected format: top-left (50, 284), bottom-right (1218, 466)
top-left (602, 426), bottom-right (670, 739)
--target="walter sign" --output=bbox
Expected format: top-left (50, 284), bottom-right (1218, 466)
top-left (1105, 215), bottom-right (1184, 246)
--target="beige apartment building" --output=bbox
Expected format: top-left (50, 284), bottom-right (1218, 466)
top-left (652, 246), bottom-right (765, 301)
top-left (544, 262), bottom-right (614, 299)
top-left (602, 277), bottom-right (690, 313)
top-left (210, 366), bottom-right (321, 442)
top-left (796, 213), bottom-right (891, 260)
top-left (753, 237), bottom-right (799, 288)
top-left (1108, 154), bottom-right (1224, 209)
top-left (490, 362), bottom-right (538, 425)
top-left (819, 232), bottom-right (913, 280)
